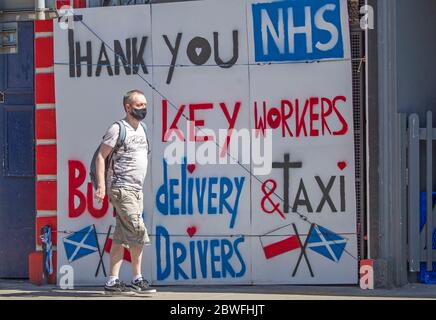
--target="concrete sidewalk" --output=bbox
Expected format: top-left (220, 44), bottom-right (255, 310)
top-left (1, 279), bottom-right (436, 300)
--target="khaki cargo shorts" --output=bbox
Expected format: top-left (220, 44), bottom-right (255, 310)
top-left (108, 188), bottom-right (150, 247)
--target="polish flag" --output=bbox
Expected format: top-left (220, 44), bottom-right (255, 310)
top-left (104, 238), bottom-right (132, 263)
top-left (260, 224), bottom-right (301, 260)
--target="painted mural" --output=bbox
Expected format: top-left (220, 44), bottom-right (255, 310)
top-left (54, 0), bottom-right (358, 285)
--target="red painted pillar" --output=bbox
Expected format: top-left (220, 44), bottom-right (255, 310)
top-left (30, 19), bottom-right (58, 285)
top-left (29, 0), bottom-right (87, 287)
top-left (30, 0), bottom-right (84, 281)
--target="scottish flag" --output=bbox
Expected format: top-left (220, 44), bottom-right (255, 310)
top-left (306, 225), bottom-right (347, 262)
top-left (63, 225), bottom-right (98, 263)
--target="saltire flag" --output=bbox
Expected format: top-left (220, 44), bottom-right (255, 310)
top-left (63, 225), bottom-right (99, 263)
top-left (306, 224), bottom-right (347, 262)
top-left (260, 224), bottom-right (301, 260)
top-left (104, 238), bottom-right (132, 262)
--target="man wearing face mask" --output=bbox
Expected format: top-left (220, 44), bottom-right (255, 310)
top-left (94, 89), bottom-right (155, 295)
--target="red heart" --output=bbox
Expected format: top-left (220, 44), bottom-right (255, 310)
top-left (187, 226), bottom-right (197, 238)
top-left (187, 164), bottom-right (196, 174)
top-left (338, 161), bottom-right (347, 171)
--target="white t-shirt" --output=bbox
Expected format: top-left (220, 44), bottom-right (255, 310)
top-left (102, 119), bottom-right (149, 192)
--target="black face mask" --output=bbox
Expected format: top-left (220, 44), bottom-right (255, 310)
top-left (130, 107), bottom-right (147, 120)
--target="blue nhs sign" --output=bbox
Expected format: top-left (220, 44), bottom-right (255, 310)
top-left (252, 0), bottom-right (344, 62)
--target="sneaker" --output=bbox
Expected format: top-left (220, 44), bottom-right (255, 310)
top-left (104, 279), bottom-right (130, 295)
top-left (131, 278), bottom-right (157, 294)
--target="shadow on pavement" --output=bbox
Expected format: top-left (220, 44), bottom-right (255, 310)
top-left (1, 280), bottom-right (436, 299)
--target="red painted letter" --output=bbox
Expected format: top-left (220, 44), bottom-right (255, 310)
top-left (87, 182), bottom-right (109, 218)
top-left (68, 160), bottom-right (86, 218)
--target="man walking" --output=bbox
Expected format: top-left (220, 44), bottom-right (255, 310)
top-left (94, 89), bottom-right (155, 294)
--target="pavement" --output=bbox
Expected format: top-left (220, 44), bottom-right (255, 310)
top-left (1, 279), bottom-right (436, 300)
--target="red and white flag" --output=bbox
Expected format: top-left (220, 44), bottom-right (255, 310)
top-left (260, 224), bottom-right (301, 260)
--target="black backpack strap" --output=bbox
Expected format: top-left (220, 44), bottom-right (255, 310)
top-left (106, 121), bottom-right (126, 172)
top-left (113, 120), bottom-right (126, 153)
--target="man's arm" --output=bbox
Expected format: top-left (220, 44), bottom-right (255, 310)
top-left (94, 143), bottom-right (113, 203)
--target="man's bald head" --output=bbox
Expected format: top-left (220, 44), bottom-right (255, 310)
top-left (123, 89), bottom-right (146, 109)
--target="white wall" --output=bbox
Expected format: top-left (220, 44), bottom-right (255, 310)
top-left (54, 0), bottom-right (359, 285)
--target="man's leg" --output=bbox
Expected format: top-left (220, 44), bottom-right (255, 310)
top-left (129, 243), bottom-right (155, 293)
top-left (104, 242), bottom-right (129, 294)
top-left (105, 189), bottom-right (130, 293)
top-left (122, 190), bottom-right (155, 293)
top-left (130, 244), bottom-right (144, 277)
top-left (129, 190), bottom-right (150, 281)
top-left (110, 243), bottom-right (125, 277)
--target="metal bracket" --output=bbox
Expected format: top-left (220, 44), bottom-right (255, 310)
top-left (0, 22), bottom-right (18, 54)
top-left (56, 14), bottom-right (83, 23)
top-left (0, 8), bottom-right (59, 23)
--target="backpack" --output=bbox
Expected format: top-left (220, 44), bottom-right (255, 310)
top-left (89, 120), bottom-right (150, 190)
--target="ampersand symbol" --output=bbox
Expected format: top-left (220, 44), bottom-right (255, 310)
top-left (261, 179), bottom-right (285, 220)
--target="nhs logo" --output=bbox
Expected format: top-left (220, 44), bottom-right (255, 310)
top-left (252, 0), bottom-right (345, 62)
